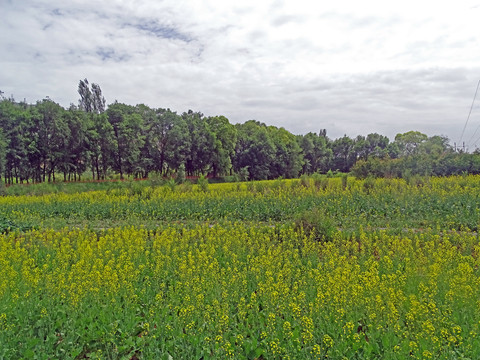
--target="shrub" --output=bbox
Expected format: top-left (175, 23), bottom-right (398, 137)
top-left (300, 174), bottom-right (310, 187)
top-left (149, 172), bottom-right (164, 187)
top-left (363, 176), bottom-right (376, 194)
top-left (176, 164), bottom-right (186, 184)
top-left (166, 178), bottom-right (177, 192)
top-left (341, 174), bottom-right (348, 190)
top-left (294, 208), bottom-right (336, 242)
top-left (197, 174), bottom-right (209, 192)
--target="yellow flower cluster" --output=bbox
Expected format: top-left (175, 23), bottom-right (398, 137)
top-left (0, 221), bottom-right (479, 358)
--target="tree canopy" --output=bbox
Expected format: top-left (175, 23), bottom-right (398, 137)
top-left (0, 81), bottom-right (478, 184)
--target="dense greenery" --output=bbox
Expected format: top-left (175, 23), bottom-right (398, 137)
top-left (1, 175), bottom-right (480, 232)
top-left (2, 81), bottom-right (479, 185)
top-left (1, 176), bottom-right (480, 358)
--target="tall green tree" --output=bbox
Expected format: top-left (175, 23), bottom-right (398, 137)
top-left (298, 131), bottom-right (332, 174)
top-left (58, 108), bottom-right (89, 181)
top-left (78, 79), bottom-right (105, 114)
top-left (106, 102), bottom-right (145, 179)
top-left (233, 121), bottom-right (276, 180)
top-left (330, 135), bottom-right (355, 172)
top-left (144, 107), bottom-right (189, 176)
top-left (0, 128), bottom-right (6, 183)
top-left (0, 99), bottom-right (29, 183)
top-left (86, 113), bottom-right (114, 180)
top-left (206, 115), bottom-right (237, 177)
top-left (394, 131), bottom-right (428, 157)
top-left (26, 99), bottom-right (65, 182)
top-left (183, 110), bottom-right (214, 176)
top-left (268, 126), bottom-right (303, 178)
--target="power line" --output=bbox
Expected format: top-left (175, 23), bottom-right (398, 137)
top-left (459, 79), bottom-right (480, 148)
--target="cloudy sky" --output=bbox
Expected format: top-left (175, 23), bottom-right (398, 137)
top-left (1, 0), bottom-right (480, 146)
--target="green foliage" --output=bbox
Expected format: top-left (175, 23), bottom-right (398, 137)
top-left (300, 174), bottom-right (310, 187)
top-left (166, 178), bottom-right (177, 192)
top-left (0, 89), bottom-right (477, 185)
top-left (254, 181), bottom-right (267, 194)
top-left (294, 208), bottom-right (336, 242)
top-left (176, 163), bottom-right (186, 184)
top-left (362, 176), bottom-right (376, 194)
top-left (0, 215), bottom-right (34, 233)
top-left (238, 166), bottom-right (249, 182)
top-left (311, 172), bottom-right (324, 189)
top-left (178, 180), bottom-right (193, 193)
top-left (197, 174), bottom-right (209, 192)
top-left (125, 180), bottom-right (143, 196)
top-left (341, 173), bottom-right (348, 190)
top-left (149, 172), bottom-right (164, 187)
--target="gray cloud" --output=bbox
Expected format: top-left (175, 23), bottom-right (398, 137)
top-left (1, 0), bottom-right (480, 147)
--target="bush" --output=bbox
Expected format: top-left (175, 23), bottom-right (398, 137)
top-left (176, 164), bottom-right (186, 184)
top-left (341, 174), bottom-right (348, 190)
top-left (149, 172), bottom-right (164, 187)
top-left (197, 175), bottom-right (209, 192)
top-left (294, 208), bottom-right (336, 242)
top-left (255, 182), bottom-right (267, 194)
top-left (363, 176), bottom-right (376, 194)
top-left (224, 175), bottom-right (239, 183)
top-left (178, 180), bottom-right (193, 193)
top-left (270, 177), bottom-right (285, 191)
top-left (126, 180), bottom-right (143, 196)
top-left (166, 178), bottom-right (177, 192)
top-left (300, 174), bottom-right (310, 187)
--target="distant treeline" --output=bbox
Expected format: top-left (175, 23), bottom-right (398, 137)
top-left (0, 80), bottom-right (479, 184)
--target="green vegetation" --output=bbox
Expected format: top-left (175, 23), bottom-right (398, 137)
top-left (0, 175), bottom-right (480, 359)
top-left (2, 81), bottom-right (479, 187)
top-left (3, 81), bottom-right (480, 359)
top-left (2, 175), bottom-right (480, 232)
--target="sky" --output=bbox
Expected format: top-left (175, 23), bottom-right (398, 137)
top-left (1, 0), bottom-right (480, 147)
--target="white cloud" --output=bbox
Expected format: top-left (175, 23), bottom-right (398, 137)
top-left (1, 0), bottom-right (480, 145)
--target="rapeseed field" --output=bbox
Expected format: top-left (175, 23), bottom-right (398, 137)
top-left (1, 176), bottom-right (480, 359)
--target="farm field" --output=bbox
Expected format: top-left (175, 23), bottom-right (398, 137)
top-left (1, 175), bottom-right (480, 359)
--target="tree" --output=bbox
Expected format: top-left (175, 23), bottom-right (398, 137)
top-left (206, 115), bottom-right (237, 177)
top-left (78, 79), bottom-right (93, 113)
top-left (394, 131), bottom-right (428, 157)
top-left (233, 120), bottom-right (275, 180)
top-left (0, 98), bottom-right (29, 183)
top-left (183, 110), bottom-right (214, 176)
top-left (107, 102), bottom-right (145, 179)
top-left (0, 128), bottom-right (6, 183)
top-left (268, 126), bottom-right (303, 178)
top-left (330, 135), bottom-right (355, 172)
top-left (298, 132), bottom-right (333, 174)
top-left (420, 135), bottom-right (451, 156)
top-left (144, 107), bottom-right (189, 176)
top-left (86, 113), bottom-right (114, 180)
top-left (57, 108), bottom-right (90, 181)
top-left (78, 79), bottom-right (106, 114)
top-left (26, 99), bottom-right (65, 182)
top-left (365, 133), bottom-right (389, 158)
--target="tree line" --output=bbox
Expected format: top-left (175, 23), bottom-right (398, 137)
top-left (0, 80), bottom-right (479, 184)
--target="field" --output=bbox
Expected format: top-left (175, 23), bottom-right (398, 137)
top-left (1, 175), bottom-right (480, 359)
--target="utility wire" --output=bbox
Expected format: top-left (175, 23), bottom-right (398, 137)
top-left (459, 79), bottom-right (480, 147)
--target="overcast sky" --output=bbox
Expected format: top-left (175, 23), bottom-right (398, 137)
top-left (2, 0), bottom-right (480, 146)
